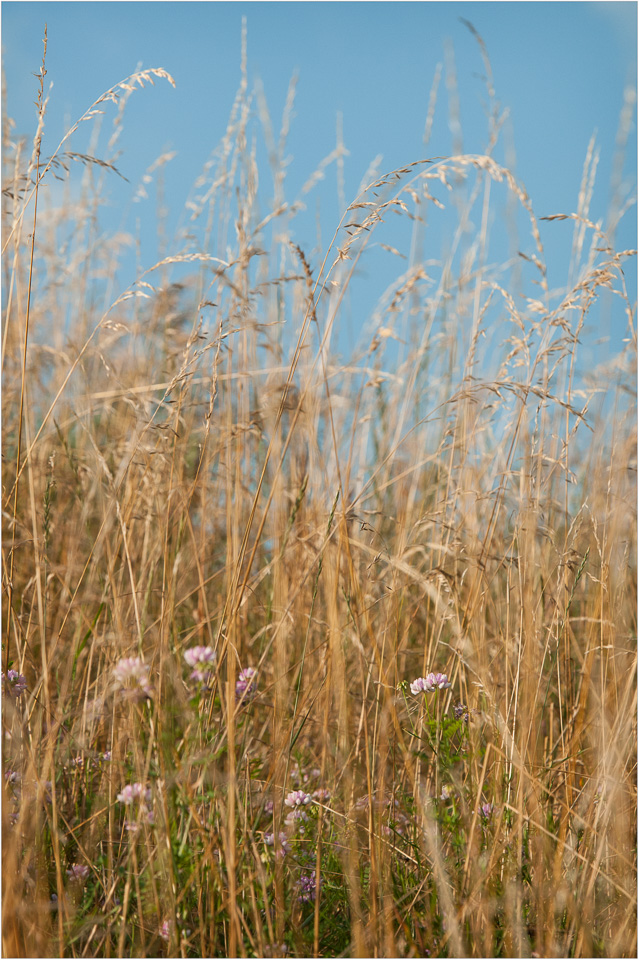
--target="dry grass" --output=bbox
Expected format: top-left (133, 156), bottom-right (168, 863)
top-left (2, 24), bottom-right (636, 959)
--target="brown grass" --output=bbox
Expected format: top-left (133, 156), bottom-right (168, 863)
top-left (2, 23), bottom-right (636, 959)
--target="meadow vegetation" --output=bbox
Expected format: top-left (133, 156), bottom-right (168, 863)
top-left (2, 24), bottom-right (636, 959)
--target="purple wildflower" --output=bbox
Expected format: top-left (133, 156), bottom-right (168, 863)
top-left (91, 750), bottom-right (112, 770)
top-left (453, 702), bottom-right (469, 721)
top-left (183, 645), bottom-right (217, 684)
top-left (284, 807), bottom-right (309, 828)
top-left (159, 919), bottom-right (172, 941)
top-left (117, 782), bottom-right (155, 832)
top-left (235, 667), bottom-right (257, 701)
top-left (264, 831), bottom-right (291, 858)
top-left (285, 790), bottom-right (312, 808)
top-left (112, 657), bottom-right (152, 700)
top-left (312, 787), bottom-right (331, 802)
top-left (480, 802), bottom-right (494, 819)
top-left (66, 863), bottom-right (90, 883)
top-left (2, 670), bottom-right (27, 698)
top-left (116, 783), bottom-right (151, 805)
top-left (410, 672), bottom-right (451, 695)
top-left (125, 805), bottom-right (154, 833)
top-left (291, 763), bottom-right (321, 785)
top-left (295, 870), bottom-right (320, 903)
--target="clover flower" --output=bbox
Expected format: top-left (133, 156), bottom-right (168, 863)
top-left (285, 789), bottom-right (312, 808)
top-left (295, 870), bottom-right (320, 903)
top-left (264, 831), bottom-right (291, 858)
top-left (284, 807), bottom-right (309, 828)
top-left (112, 657), bottom-right (152, 700)
top-left (410, 672), bottom-right (451, 695)
top-left (117, 781), bottom-right (155, 832)
top-left (124, 806), bottom-right (155, 832)
top-left (2, 670), bottom-right (27, 698)
top-left (453, 702), bottom-right (469, 721)
top-left (91, 750), bottom-right (112, 770)
top-left (66, 863), bottom-right (90, 883)
top-left (284, 789), bottom-right (312, 829)
top-left (480, 802), bottom-right (494, 819)
top-left (312, 787), bottom-right (331, 802)
top-left (116, 783), bottom-right (151, 805)
top-left (291, 762), bottom-right (321, 785)
top-left (183, 645), bottom-right (217, 683)
top-left (235, 666), bottom-right (257, 701)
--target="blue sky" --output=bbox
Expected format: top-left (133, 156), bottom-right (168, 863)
top-left (3, 1), bottom-right (637, 364)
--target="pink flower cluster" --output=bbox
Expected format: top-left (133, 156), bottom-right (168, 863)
top-left (66, 863), bottom-right (90, 883)
top-left (112, 657), bottom-right (152, 700)
top-left (284, 790), bottom-right (312, 828)
top-left (285, 790), bottom-right (312, 808)
top-left (235, 667), bottom-right (257, 701)
top-left (183, 645), bottom-right (217, 683)
top-left (264, 831), bottom-right (291, 858)
top-left (117, 782), bottom-right (154, 830)
top-left (290, 761), bottom-right (321, 785)
top-left (2, 670), bottom-right (27, 698)
top-left (454, 703), bottom-right (469, 721)
top-left (479, 802), bottom-right (494, 819)
top-left (285, 807), bottom-right (309, 828)
top-left (312, 788), bottom-right (331, 802)
top-left (117, 783), bottom-right (152, 805)
top-left (410, 673), bottom-right (451, 695)
top-left (295, 870), bottom-right (320, 903)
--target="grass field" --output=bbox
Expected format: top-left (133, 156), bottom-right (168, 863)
top-left (2, 27), bottom-right (637, 959)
